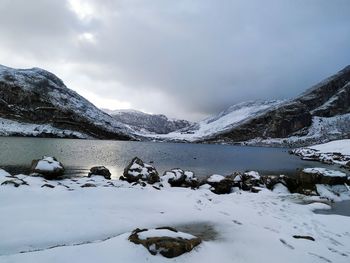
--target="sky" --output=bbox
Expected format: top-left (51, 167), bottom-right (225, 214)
top-left (0, 0), bottom-right (349, 121)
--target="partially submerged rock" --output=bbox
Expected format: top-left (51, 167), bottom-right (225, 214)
top-left (129, 227), bottom-right (201, 258)
top-left (88, 166), bottom-right (111, 179)
top-left (121, 157), bottom-right (159, 184)
top-left (30, 156), bottom-right (64, 179)
top-left (162, 169), bottom-right (199, 188)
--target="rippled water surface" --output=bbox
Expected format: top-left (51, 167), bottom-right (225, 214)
top-left (0, 137), bottom-right (336, 178)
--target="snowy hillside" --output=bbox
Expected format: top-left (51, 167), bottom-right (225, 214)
top-left (243, 113), bottom-right (350, 147)
top-left (145, 100), bottom-right (283, 142)
top-left (0, 65), bottom-right (134, 140)
top-left (103, 109), bottom-right (192, 134)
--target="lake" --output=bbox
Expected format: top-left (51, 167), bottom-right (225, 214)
top-left (0, 137), bottom-right (338, 179)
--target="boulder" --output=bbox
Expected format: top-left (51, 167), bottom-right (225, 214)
top-left (241, 171), bottom-right (263, 191)
top-left (30, 156), bottom-right (64, 179)
top-left (121, 157), bottom-right (159, 184)
top-left (129, 227), bottom-right (201, 258)
top-left (299, 168), bottom-right (347, 185)
top-left (206, 174), bottom-right (234, 194)
top-left (162, 169), bottom-right (199, 188)
top-left (88, 166), bottom-right (111, 179)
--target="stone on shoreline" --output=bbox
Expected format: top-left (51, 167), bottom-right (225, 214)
top-left (88, 166), bottom-right (111, 180)
top-left (162, 169), bottom-right (199, 188)
top-left (30, 156), bottom-right (65, 179)
top-left (206, 174), bottom-right (234, 194)
top-left (120, 157), bottom-right (160, 184)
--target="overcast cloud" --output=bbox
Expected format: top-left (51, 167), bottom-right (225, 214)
top-left (0, 0), bottom-right (349, 120)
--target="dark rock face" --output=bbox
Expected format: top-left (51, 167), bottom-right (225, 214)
top-left (88, 166), bottom-right (111, 179)
top-left (204, 65), bottom-right (350, 143)
top-left (30, 157), bottom-right (65, 180)
top-left (121, 157), bottom-right (160, 184)
top-left (129, 227), bottom-right (201, 258)
top-left (0, 65), bottom-right (133, 140)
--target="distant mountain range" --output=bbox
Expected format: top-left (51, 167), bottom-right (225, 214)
top-left (102, 109), bottom-right (192, 134)
top-left (0, 64), bottom-right (349, 146)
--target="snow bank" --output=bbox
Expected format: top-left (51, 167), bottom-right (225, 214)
top-left (0, 171), bottom-right (350, 263)
top-left (311, 139), bottom-right (350, 155)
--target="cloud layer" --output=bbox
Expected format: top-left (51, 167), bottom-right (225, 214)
top-left (0, 0), bottom-right (349, 120)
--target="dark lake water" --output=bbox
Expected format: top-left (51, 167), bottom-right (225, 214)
top-left (0, 137), bottom-right (338, 179)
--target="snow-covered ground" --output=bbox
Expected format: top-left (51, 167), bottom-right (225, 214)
top-left (0, 117), bottom-right (88, 138)
top-left (311, 139), bottom-right (350, 155)
top-left (1, 170), bottom-right (350, 263)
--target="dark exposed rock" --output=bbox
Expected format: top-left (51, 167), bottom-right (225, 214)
top-left (41, 183), bottom-right (55, 188)
top-left (121, 157), bottom-right (160, 184)
top-left (129, 227), bottom-right (201, 258)
top-left (81, 183), bottom-right (96, 188)
top-left (88, 166), bottom-right (111, 179)
top-left (30, 156), bottom-right (65, 180)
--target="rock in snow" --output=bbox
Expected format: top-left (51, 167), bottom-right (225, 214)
top-left (121, 157), bottom-right (160, 184)
top-left (30, 156), bottom-right (65, 179)
top-left (129, 227), bottom-right (201, 258)
top-left (88, 166), bottom-right (111, 180)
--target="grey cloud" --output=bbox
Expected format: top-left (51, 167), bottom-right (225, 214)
top-left (0, 0), bottom-right (349, 120)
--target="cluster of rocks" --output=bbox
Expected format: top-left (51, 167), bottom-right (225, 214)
top-left (291, 148), bottom-right (350, 169)
top-left (1, 156), bottom-right (349, 198)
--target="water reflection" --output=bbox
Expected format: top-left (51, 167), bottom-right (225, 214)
top-left (0, 136), bottom-right (341, 179)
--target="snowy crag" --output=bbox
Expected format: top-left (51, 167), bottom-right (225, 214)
top-left (103, 109), bottom-right (192, 134)
top-left (0, 65), bottom-right (134, 140)
top-left (147, 65), bottom-right (350, 147)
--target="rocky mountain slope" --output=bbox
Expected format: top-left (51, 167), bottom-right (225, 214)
top-left (0, 65), bottom-right (133, 140)
top-left (145, 100), bottom-right (284, 142)
top-left (103, 109), bottom-right (192, 134)
top-left (203, 65), bottom-right (350, 146)
top-left (145, 65), bottom-right (350, 146)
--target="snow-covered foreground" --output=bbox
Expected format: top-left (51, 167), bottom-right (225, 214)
top-left (1, 173), bottom-right (350, 263)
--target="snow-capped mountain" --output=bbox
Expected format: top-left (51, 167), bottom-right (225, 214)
top-left (143, 65), bottom-right (350, 146)
top-left (0, 65), bottom-right (134, 139)
top-left (202, 65), bottom-right (350, 146)
top-left (145, 100), bottom-right (284, 142)
top-left (102, 109), bottom-right (192, 134)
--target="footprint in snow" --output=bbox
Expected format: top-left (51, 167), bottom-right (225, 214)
top-left (328, 247), bottom-right (349, 257)
top-left (279, 239), bottom-right (294, 250)
top-left (232, 220), bottom-right (243, 225)
top-left (308, 252), bottom-right (332, 263)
